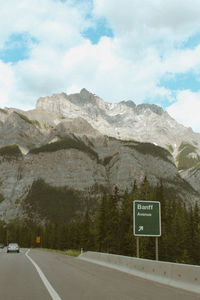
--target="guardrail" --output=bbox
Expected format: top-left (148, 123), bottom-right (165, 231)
top-left (79, 251), bottom-right (200, 294)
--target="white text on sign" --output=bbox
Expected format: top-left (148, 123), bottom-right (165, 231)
top-left (137, 204), bottom-right (153, 210)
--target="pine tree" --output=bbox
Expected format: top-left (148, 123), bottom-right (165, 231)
top-left (139, 176), bottom-right (152, 200)
top-left (81, 210), bottom-right (94, 251)
top-left (96, 194), bottom-right (107, 252)
top-left (104, 187), bottom-right (120, 253)
top-left (188, 202), bottom-right (200, 264)
top-left (168, 199), bottom-right (186, 262)
top-left (119, 191), bottom-right (135, 256)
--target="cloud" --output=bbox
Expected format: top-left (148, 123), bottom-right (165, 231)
top-left (162, 45), bottom-right (200, 74)
top-left (0, 0), bottom-right (91, 108)
top-left (0, 0), bottom-right (88, 48)
top-left (0, 61), bottom-right (15, 107)
top-left (0, 0), bottom-right (200, 133)
top-left (167, 90), bottom-right (200, 132)
top-left (61, 37), bottom-right (171, 103)
top-left (93, 0), bottom-right (200, 39)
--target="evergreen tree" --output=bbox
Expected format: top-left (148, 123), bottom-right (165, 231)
top-left (139, 176), bottom-right (152, 200)
top-left (119, 191), bottom-right (135, 256)
top-left (187, 202), bottom-right (200, 264)
top-left (80, 210), bottom-right (94, 251)
top-left (96, 194), bottom-right (107, 252)
top-left (104, 187), bottom-right (120, 253)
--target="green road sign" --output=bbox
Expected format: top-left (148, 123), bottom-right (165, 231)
top-left (133, 200), bottom-right (161, 236)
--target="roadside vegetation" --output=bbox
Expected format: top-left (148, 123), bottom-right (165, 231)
top-left (1, 177), bottom-right (200, 265)
top-left (36, 248), bottom-right (80, 257)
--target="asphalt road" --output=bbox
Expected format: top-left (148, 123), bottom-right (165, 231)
top-left (0, 248), bottom-right (199, 300)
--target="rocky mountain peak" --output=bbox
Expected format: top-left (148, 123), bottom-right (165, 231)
top-left (136, 103), bottom-right (164, 115)
top-left (80, 88), bottom-right (93, 97)
top-left (2, 88), bottom-right (200, 160)
top-left (35, 88), bottom-right (199, 152)
top-left (1, 88), bottom-right (200, 223)
top-left (119, 100), bottom-right (164, 115)
top-left (119, 100), bottom-right (136, 109)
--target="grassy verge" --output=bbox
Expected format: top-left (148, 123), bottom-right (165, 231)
top-left (35, 248), bottom-right (81, 257)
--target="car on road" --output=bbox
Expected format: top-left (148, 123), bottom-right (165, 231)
top-left (0, 243), bottom-right (4, 249)
top-left (7, 243), bottom-right (20, 253)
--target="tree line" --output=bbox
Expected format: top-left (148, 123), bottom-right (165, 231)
top-left (0, 177), bottom-right (200, 265)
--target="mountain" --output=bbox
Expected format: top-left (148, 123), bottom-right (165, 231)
top-left (0, 89), bottom-right (199, 223)
top-left (36, 88), bottom-right (200, 156)
top-left (36, 88), bottom-right (200, 192)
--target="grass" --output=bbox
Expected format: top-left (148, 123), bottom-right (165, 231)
top-left (36, 248), bottom-right (81, 257)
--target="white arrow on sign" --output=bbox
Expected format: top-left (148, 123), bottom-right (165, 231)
top-left (138, 226), bottom-right (144, 231)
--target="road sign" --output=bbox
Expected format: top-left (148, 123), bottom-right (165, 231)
top-left (36, 236), bottom-right (40, 244)
top-left (133, 200), bottom-right (161, 236)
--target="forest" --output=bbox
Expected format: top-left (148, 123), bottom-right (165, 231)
top-left (0, 177), bottom-right (200, 265)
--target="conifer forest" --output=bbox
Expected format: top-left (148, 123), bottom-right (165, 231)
top-left (1, 177), bottom-right (200, 266)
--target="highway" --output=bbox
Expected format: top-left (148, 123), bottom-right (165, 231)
top-left (0, 248), bottom-right (199, 300)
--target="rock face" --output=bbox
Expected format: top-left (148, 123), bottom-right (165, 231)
top-left (36, 89), bottom-right (200, 156)
top-left (0, 89), bottom-right (200, 223)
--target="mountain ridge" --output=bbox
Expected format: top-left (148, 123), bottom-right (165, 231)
top-left (0, 88), bottom-right (200, 223)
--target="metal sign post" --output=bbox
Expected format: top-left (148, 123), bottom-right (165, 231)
top-left (133, 200), bottom-right (161, 260)
top-left (155, 237), bottom-right (159, 261)
top-left (136, 237), bottom-right (139, 258)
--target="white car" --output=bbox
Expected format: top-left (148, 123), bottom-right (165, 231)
top-left (7, 243), bottom-right (20, 253)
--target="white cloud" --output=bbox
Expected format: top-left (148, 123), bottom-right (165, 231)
top-left (162, 45), bottom-right (200, 74)
top-left (59, 38), bottom-right (170, 103)
top-left (1, 0), bottom-right (200, 134)
top-left (93, 0), bottom-right (200, 66)
top-left (0, 0), bottom-right (91, 108)
top-left (0, 0), bottom-right (88, 48)
top-left (167, 90), bottom-right (200, 132)
top-left (0, 61), bottom-right (15, 107)
top-left (93, 0), bottom-right (200, 39)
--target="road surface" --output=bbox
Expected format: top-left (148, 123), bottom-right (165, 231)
top-left (0, 248), bottom-right (199, 300)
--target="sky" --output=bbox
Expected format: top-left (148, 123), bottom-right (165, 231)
top-left (1, 0), bottom-right (200, 132)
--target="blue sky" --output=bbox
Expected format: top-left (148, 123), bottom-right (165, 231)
top-left (1, 0), bottom-right (200, 132)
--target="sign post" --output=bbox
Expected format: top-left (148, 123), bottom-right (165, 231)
top-left (133, 200), bottom-right (161, 259)
top-left (136, 237), bottom-right (139, 258)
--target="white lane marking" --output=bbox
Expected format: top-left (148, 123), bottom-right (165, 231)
top-left (25, 249), bottom-right (62, 300)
